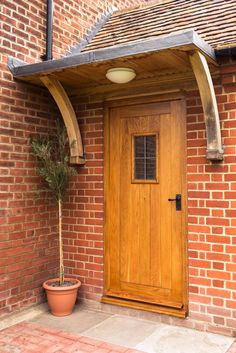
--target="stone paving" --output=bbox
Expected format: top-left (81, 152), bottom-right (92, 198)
top-left (0, 322), bottom-right (142, 353)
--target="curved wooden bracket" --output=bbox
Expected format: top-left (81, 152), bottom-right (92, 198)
top-left (189, 51), bottom-right (224, 161)
top-left (40, 76), bottom-right (85, 165)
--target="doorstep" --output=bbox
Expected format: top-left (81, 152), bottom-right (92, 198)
top-left (28, 308), bottom-right (234, 353)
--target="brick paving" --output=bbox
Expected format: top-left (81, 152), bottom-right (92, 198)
top-left (0, 322), bottom-right (142, 353)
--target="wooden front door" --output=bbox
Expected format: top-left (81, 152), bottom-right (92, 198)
top-left (104, 97), bottom-right (187, 317)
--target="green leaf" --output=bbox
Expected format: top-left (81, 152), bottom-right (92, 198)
top-left (30, 125), bottom-right (77, 202)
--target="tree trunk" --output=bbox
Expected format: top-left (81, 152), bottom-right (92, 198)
top-left (59, 198), bottom-right (64, 285)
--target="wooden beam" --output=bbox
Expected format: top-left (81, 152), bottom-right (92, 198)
top-left (40, 76), bottom-right (85, 165)
top-left (189, 50), bottom-right (223, 161)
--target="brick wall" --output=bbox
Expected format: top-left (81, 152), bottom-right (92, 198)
top-left (0, 0), bottom-right (148, 316)
top-left (0, 83), bottom-right (60, 315)
top-left (186, 65), bottom-right (236, 336)
top-left (63, 101), bottom-right (105, 302)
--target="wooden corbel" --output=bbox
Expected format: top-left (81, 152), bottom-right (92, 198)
top-left (189, 51), bottom-right (224, 161)
top-left (40, 76), bottom-right (85, 165)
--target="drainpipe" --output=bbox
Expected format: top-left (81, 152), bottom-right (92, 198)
top-left (41, 0), bottom-right (53, 61)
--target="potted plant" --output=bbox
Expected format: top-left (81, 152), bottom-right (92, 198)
top-left (30, 125), bottom-right (81, 316)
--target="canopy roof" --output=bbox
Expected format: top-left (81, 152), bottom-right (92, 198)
top-left (8, 0), bottom-right (229, 163)
top-left (9, 30), bottom-right (216, 92)
top-left (9, 0), bottom-right (236, 92)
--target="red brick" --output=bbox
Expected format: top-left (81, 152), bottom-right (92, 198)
top-left (226, 300), bottom-right (236, 309)
top-left (213, 262), bottom-right (225, 270)
top-left (226, 210), bottom-right (236, 217)
top-left (206, 253), bottom-right (230, 261)
top-left (206, 218), bottom-right (229, 226)
top-left (208, 306), bottom-right (231, 317)
top-left (189, 259), bottom-right (211, 268)
top-left (207, 270), bottom-right (230, 280)
top-left (213, 316), bottom-right (225, 325)
top-left (226, 263), bottom-right (236, 272)
top-left (207, 288), bottom-right (230, 298)
top-left (206, 235), bottom-right (231, 244)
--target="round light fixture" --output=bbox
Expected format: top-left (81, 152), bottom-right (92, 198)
top-left (106, 67), bottom-right (136, 84)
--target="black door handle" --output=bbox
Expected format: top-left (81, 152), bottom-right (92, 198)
top-left (168, 194), bottom-right (181, 211)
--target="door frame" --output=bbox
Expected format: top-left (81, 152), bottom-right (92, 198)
top-left (103, 93), bottom-right (188, 318)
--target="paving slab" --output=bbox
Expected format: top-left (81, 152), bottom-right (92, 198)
top-left (136, 324), bottom-right (234, 353)
top-left (83, 315), bottom-right (158, 347)
top-left (30, 307), bottom-right (111, 334)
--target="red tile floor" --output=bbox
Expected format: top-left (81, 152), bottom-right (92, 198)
top-left (0, 322), bottom-right (142, 353)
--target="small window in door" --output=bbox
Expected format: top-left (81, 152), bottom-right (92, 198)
top-left (132, 134), bottom-right (158, 183)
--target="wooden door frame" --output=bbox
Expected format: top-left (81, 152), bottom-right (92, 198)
top-left (103, 92), bottom-right (188, 318)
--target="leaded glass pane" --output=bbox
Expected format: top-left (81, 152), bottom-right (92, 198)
top-left (134, 135), bottom-right (156, 180)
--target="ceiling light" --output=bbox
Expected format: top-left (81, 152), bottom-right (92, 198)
top-left (106, 67), bottom-right (136, 84)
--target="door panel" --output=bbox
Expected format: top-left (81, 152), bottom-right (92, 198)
top-left (104, 99), bottom-right (186, 313)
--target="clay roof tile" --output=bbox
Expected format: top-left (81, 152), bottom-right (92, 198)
top-left (82, 0), bottom-right (236, 52)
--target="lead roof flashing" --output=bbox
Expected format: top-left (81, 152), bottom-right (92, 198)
top-left (66, 6), bottom-right (118, 57)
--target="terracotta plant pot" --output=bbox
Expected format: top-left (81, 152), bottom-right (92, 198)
top-left (43, 278), bottom-right (81, 316)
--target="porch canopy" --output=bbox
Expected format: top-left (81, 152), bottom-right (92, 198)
top-left (9, 0), bottom-right (236, 163)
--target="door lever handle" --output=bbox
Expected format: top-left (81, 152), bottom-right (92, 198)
top-left (168, 194), bottom-right (181, 211)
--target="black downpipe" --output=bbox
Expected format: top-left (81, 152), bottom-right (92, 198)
top-left (41, 0), bottom-right (53, 61)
